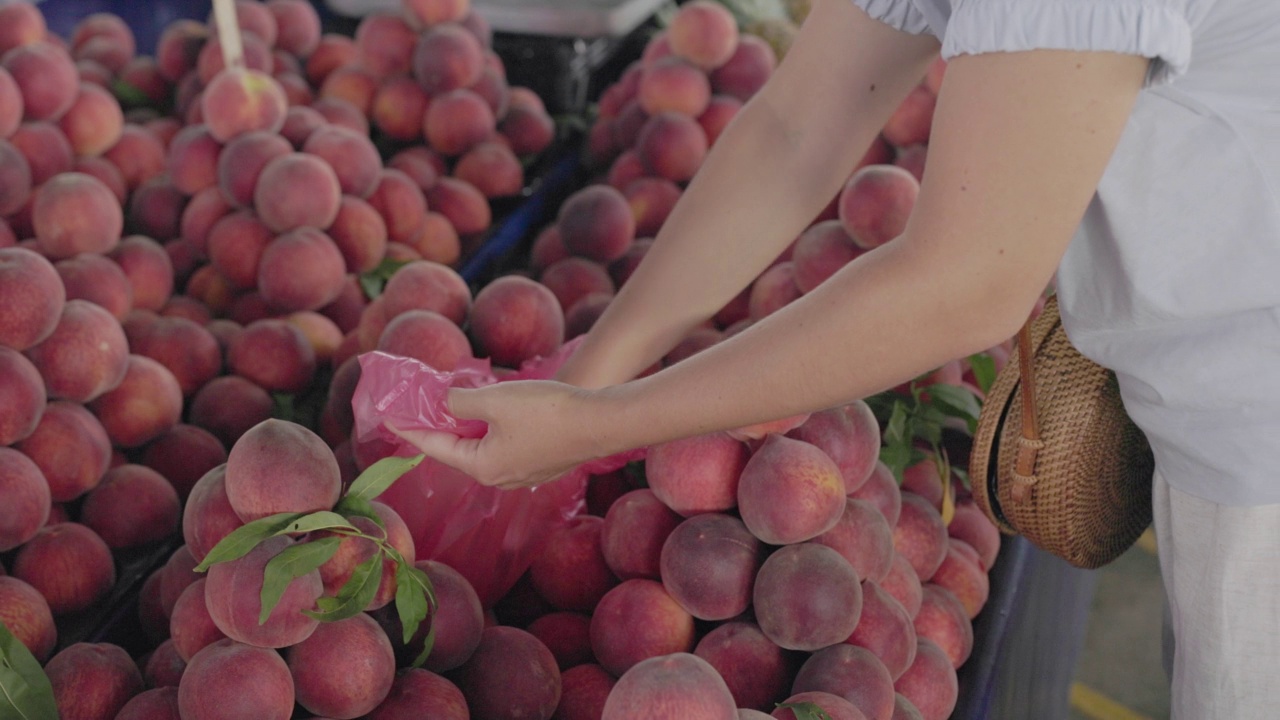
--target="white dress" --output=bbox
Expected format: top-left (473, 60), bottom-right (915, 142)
top-left (854, 0), bottom-right (1280, 506)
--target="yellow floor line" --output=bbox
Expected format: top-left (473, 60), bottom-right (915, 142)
top-left (1136, 528), bottom-right (1158, 556)
top-left (1070, 683), bottom-right (1152, 720)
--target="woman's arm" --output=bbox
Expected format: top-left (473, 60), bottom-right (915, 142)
top-left (554, 0), bottom-right (941, 389)
top-left (401, 48), bottom-right (1150, 489)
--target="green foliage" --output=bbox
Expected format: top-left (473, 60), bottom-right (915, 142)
top-left (345, 455), bottom-right (426, 502)
top-left (867, 368), bottom-right (985, 491)
top-left (0, 622), bottom-right (57, 720)
top-left (358, 257), bottom-right (414, 300)
top-left (260, 537), bottom-right (341, 625)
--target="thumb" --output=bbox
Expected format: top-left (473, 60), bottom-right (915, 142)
top-left (444, 386), bottom-right (487, 422)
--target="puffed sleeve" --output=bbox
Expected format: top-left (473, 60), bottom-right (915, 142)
top-left (850, 0), bottom-right (932, 34)
top-left (942, 0), bottom-right (1194, 86)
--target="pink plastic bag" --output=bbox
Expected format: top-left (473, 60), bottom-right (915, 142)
top-left (351, 339), bottom-right (645, 607)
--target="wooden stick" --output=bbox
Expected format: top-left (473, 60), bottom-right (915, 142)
top-left (210, 0), bottom-right (246, 71)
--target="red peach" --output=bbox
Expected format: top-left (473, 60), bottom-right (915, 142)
top-left (792, 644), bottom-right (895, 720)
top-left (893, 639), bottom-right (957, 720)
top-left (849, 580), bottom-right (918, 681)
top-left (45, 642), bottom-right (144, 720)
top-left (10, 121), bottom-right (73, 185)
top-left (709, 35), bottom-right (775, 101)
top-left (33, 172), bottom-right (123, 258)
top-left (694, 621), bottom-right (794, 713)
top-left (2, 41), bottom-right (79, 121)
top-left (411, 24), bottom-right (484, 95)
top-left (108, 235), bottom-right (174, 312)
top-left (738, 434), bottom-right (846, 544)
top-left (87, 353), bottom-right (184, 448)
top-left (601, 488), bottom-right (683, 581)
top-left (753, 543), bottom-right (862, 651)
top-left (530, 515), bottom-right (619, 613)
top-left (202, 68), bottom-right (288, 143)
top-left (80, 463), bottom-right (180, 549)
top-left (590, 579), bottom-right (695, 677)
top-left (14, 400), bottom-right (111, 502)
top-left (601, 652), bottom-right (737, 720)
top-left (286, 613), bottom-right (397, 719)
top-left (365, 669), bottom-right (468, 720)
top-left (24, 299), bottom-right (129, 403)
top-left (0, 246), bottom-right (66, 350)
top-left (666, 1), bottom-right (739, 71)
top-left (178, 639), bottom-right (296, 720)
top-left (660, 513), bottom-right (763, 621)
top-left (0, 347), bottom-right (45, 447)
top-left (0, 447), bottom-right (50, 552)
top-left (204, 535), bottom-right (323, 648)
top-left (57, 82), bottom-right (125, 157)
top-left (837, 165), bottom-right (919, 250)
top-left (0, 575), bottom-right (56, 662)
top-left (12, 522), bottom-right (116, 615)
top-left (447, 625), bottom-right (562, 720)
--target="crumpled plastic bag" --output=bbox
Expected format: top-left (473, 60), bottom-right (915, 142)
top-left (351, 339), bottom-right (645, 607)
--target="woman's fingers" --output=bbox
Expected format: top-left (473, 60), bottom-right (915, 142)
top-left (386, 423), bottom-right (477, 475)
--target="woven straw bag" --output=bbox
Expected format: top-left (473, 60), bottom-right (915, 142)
top-left (969, 295), bottom-right (1155, 569)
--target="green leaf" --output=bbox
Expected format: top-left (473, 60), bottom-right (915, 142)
top-left (195, 512), bottom-right (304, 572)
top-left (0, 622), bottom-right (58, 720)
top-left (259, 537), bottom-right (342, 625)
top-left (358, 257), bottom-right (413, 300)
top-left (395, 563), bottom-right (433, 646)
top-left (110, 78), bottom-right (151, 109)
top-left (411, 621), bottom-right (437, 669)
top-left (775, 701), bottom-right (834, 720)
top-left (879, 442), bottom-right (912, 483)
top-left (271, 392), bottom-right (296, 423)
top-left (305, 555), bottom-right (382, 622)
top-left (968, 352), bottom-right (998, 395)
top-left (883, 400), bottom-right (910, 447)
top-left (345, 454), bottom-right (426, 502)
top-left (925, 383), bottom-right (983, 424)
top-left (334, 496), bottom-right (385, 529)
top-left (271, 511), bottom-right (357, 537)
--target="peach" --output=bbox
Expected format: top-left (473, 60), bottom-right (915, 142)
top-left (201, 68), bottom-right (288, 143)
top-left (645, 431), bottom-right (748, 517)
top-left (88, 354), bottom-right (184, 448)
top-left (529, 515), bottom-right (618, 613)
top-left (120, 58), bottom-right (173, 109)
top-left (0, 138), bottom-right (32, 216)
top-left (116, 687), bottom-right (181, 720)
top-left (540, 257), bottom-right (616, 314)
top-left (600, 652), bottom-right (737, 720)
top-left (158, 545), bottom-right (204, 615)
top-left (811, 497), bottom-right (896, 584)
top-left (367, 169), bottom-right (429, 244)
top-left (224, 419), bottom-right (340, 522)
top-left (558, 184), bottom-right (635, 263)
top-left (0, 447), bottom-right (50, 552)
top-left (469, 66), bottom-right (511, 119)
top-left (738, 434), bottom-right (846, 544)
top-left (382, 263), bottom-right (473, 327)
top-left (280, 104), bottom-right (327, 148)
top-left (660, 513), bottom-right (762, 620)
top-left (285, 310), bottom-right (344, 364)
top-left (316, 503), bottom-right (412, 611)
top-left (892, 639), bottom-right (956, 720)
top-left (73, 155), bottom-right (127, 204)
top-left (169, 578), bottom-right (227, 661)
top-left (838, 165), bottom-right (919, 250)
top-left (14, 401), bottom-right (110, 502)
top-left (253, 151), bottom-right (343, 233)
top-left (598, 65), bottom-right (639, 118)
top-left (10, 120), bottom-right (73, 185)
top-left (0, 247), bottom-right (65, 350)
top-left (928, 542), bottom-right (989, 620)
top-left (303, 124), bottom-right (383, 199)
top-left (389, 145), bottom-right (447, 188)
top-left (372, 74), bottom-right (429, 142)
top-left (195, 30), bottom-right (273, 85)
top-left (0, 4), bottom-right (46, 55)
top-left (636, 111), bottom-right (708, 183)
top-left (454, 140), bottom-right (523, 198)
top-left (2, 41), bottom-right (79, 121)
top-left (624, 176), bottom-right (681, 238)
top-left (881, 552), bottom-right (924, 619)
top-left (667, 0), bottom-right (739, 70)
top-left (590, 579), bottom-right (695, 676)
top-left (600, 488), bottom-right (683, 581)
top-left (467, 274), bottom-right (564, 367)
top-left (912, 584), bottom-right (972, 669)
top-left (178, 639), bottom-right (296, 720)
top-left (377, 308), bottom-right (473, 372)
top-left (183, 366), bottom-right (275, 445)
top-left (553, 663), bottom-right (616, 720)
top-left (364, 672), bottom-right (469, 720)
top-left (404, 0), bottom-right (471, 27)
top-left (142, 639), bottom-right (186, 687)
top-left (182, 465), bottom-right (244, 564)
top-left (57, 82), bottom-right (125, 157)
top-left (447, 625), bottom-right (562, 720)
top-left (179, 187), bottom-right (231, 256)
top-left (205, 535), bottom-right (323, 648)
top-left (141, 424), bottom-right (227, 502)
top-left (748, 260), bottom-right (802, 320)
top-left (946, 501), bottom-right (1000, 571)
top-left (45, 642), bottom-right (144, 720)
top-left (267, 0), bottom-right (322, 57)
top-left (312, 96), bottom-right (370, 136)
top-left (376, 558), bottom-right (486, 672)
top-left (848, 580), bottom-right (918, 681)
top-left (305, 33), bottom-right (357, 86)
top-left (126, 176), bottom-right (186, 241)
top-left (24, 299), bottom-right (129, 403)
top-left (180, 269), bottom-right (234, 320)
top-left (893, 493), bottom-right (949, 582)
top-left (710, 35), bottom-right (775, 101)
top-left (791, 219), bottom-right (863, 294)
top-left (424, 88), bottom-right (496, 157)
top-left (13, 522), bottom-right (116, 615)
top-left (0, 218), bottom-right (12, 247)
top-left (412, 24), bottom-right (484, 94)
top-left (131, 315), bottom-right (224, 397)
top-left (257, 227), bottom-right (348, 312)
top-left (771, 691), bottom-right (867, 720)
top-left (0, 576), bottom-right (57, 662)
top-left (351, 12), bottom-right (416, 79)
top-left (565, 292), bottom-right (614, 339)
top-left (216, 129), bottom-right (292, 208)
top-left (286, 612), bottom-right (396, 718)
top-left (108, 235), bottom-right (174, 312)
top-left (69, 14), bottom-right (136, 71)
top-left (793, 644), bottom-right (895, 720)
top-left (0, 347), bottom-right (45, 447)
top-left (604, 146), bottom-right (642, 189)
top-left (638, 56), bottom-right (711, 117)
top-left (753, 543), bottom-right (862, 651)
top-left (405, 210), bottom-right (461, 264)
top-left (33, 172), bottom-right (123, 258)
top-left (882, 85), bottom-right (935, 148)
top-left (787, 406), bottom-right (880, 492)
top-left (210, 1), bottom-right (279, 47)
top-left (500, 103), bottom-right (555, 156)
top-left (318, 64), bottom-right (379, 115)
top-left (81, 464), bottom-right (180, 549)
top-left (527, 611), bottom-right (594, 670)
top-left (204, 210), bottom-right (271, 289)
top-left (227, 317), bottom-right (318, 393)
top-left (163, 126), bottom-right (220, 198)
top-left (103, 123), bottom-right (167, 191)
top-left (530, 225), bottom-right (570, 274)
top-left (694, 621), bottom-right (793, 712)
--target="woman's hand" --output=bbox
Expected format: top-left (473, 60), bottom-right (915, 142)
top-left (386, 380), bottom-right (612, 490)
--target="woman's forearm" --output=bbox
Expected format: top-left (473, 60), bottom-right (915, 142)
top-left (555, 1), bottom-right (940, 389)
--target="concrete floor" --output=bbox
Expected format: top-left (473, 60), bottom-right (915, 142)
top-left (1067, 532), bottom-right (1171, 720)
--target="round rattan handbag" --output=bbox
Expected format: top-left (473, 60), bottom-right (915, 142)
top-left (968, 295), bottom-right (1155, 569)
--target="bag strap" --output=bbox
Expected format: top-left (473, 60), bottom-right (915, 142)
top-left (1011, 310), bottom-right (1045, 503)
